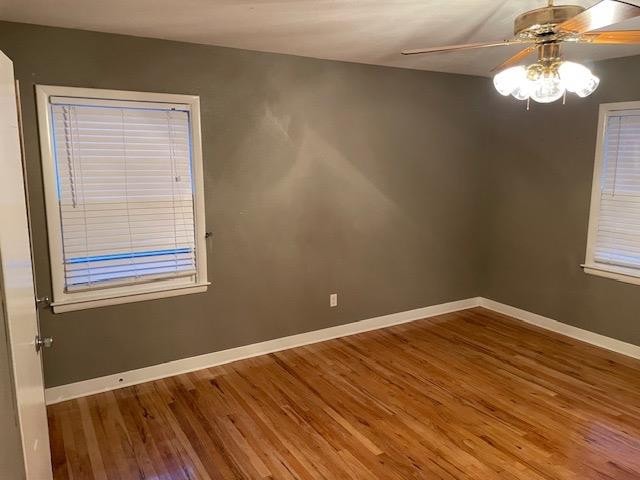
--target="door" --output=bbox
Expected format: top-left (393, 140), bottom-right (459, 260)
top-left (0, 50), bottom-right (53, 479)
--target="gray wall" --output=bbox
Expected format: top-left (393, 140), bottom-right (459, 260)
top-left (0, 22), bottom-right (488, 387)
top-left (0, 308), bottom-right (25, 479)
top-left (483, 54), bottom-right (640, 347)
top-left (5, 21), bottom-right (637, 389)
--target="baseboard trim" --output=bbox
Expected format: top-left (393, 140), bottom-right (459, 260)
top-left (45, 297), bottom-right (482, 405)
top-left (478, 298), bottom-right (640, 361)
top-left (47, 296), bottom-right (640, 405)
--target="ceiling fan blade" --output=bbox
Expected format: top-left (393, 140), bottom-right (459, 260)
top-left (401, 40), bottom-right (522, 56)
top-left (491, 45), bottom-right (536, 72)
top-left (580, 30), bottom-right (640, 44)
top-left (558, 0), bottom-right (640, 34)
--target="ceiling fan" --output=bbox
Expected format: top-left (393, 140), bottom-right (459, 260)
top-left (402, 0), bottom-right (640, 104)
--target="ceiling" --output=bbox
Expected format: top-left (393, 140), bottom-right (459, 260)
top-left (2, 0), bottom-right (640, 77)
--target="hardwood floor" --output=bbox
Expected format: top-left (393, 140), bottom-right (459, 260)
top-left (47, 307), bottom-right (640, 479)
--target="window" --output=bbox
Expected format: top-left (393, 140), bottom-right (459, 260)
top-left (584, 101), bottom-right (640, 285)
top-left (36, 86), bottom-right (208, 312)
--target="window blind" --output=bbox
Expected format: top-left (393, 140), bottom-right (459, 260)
top-left (594, 110), bottom-right (640, 270)
top-left (50, 98), bottom-right (197, 291)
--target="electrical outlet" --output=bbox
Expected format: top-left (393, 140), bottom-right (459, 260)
top-left (330, 293), bottom-right (338, 307)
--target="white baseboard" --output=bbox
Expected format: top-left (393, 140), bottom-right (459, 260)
top-left (478, 298), bottom-right (640, 361)
top-left (45, 297), bottom-right (482, 405)
top-left (47, 296), bottom-right (640, 405)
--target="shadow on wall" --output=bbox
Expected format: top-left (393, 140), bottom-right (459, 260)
top-left (211, 86), bottom-right (432, 321)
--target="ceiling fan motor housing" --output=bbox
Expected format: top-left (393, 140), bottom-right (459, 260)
top-left (514, 5), bottom-right (585, 38)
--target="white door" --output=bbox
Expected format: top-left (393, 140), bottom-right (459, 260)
top-left (0, 50), bottom-right (53, 479)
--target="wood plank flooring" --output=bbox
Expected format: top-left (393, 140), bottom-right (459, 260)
top-left (47, 307), bottom-right (640, 479)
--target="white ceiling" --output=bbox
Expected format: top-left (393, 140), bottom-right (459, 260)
top-left (2, 0), bottom-right (640, 77)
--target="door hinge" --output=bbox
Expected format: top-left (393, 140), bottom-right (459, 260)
top-left (35, 296), bottom-right (51, 310)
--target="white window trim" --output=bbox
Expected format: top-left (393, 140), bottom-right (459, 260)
top-left (583, 100), bottom-right (640, 286)
top-left (36, 85), bottom-right (209, 313)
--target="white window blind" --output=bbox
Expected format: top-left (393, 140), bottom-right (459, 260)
top-left (593, 110), bottom-right (640, 270)
top-left (50, 97), bottom-right (197, 291)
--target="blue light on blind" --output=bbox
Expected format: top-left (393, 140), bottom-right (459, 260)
top-left (66, 247), bottom-right (192, 265)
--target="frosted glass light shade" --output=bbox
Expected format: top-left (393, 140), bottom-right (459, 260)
top-left (511, 85), bottom-right (531, 101)
top-left (530, 72), bottom-right (565, 103)
top-left (493, 66), bottom-right (527, 96)
top-left (558, 61), bottom-right (600, 98)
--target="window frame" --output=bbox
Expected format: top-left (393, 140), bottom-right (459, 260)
top-left (583, 100), bottom-right (640, 286)
top-left (36, 85), bottom-right (209, 313)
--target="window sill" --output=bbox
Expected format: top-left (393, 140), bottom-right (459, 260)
top-left (51, 282), bottom-right (210, 313)
top-left (582, 263), bottom-right (640, 286)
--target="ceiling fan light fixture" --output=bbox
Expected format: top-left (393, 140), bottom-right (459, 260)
top-left (403, 0), bottom-right (640, 107)
top-left (489, 0), bottom-right (605, 105)
top-left (493, 60), bottom-right (599, 104)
